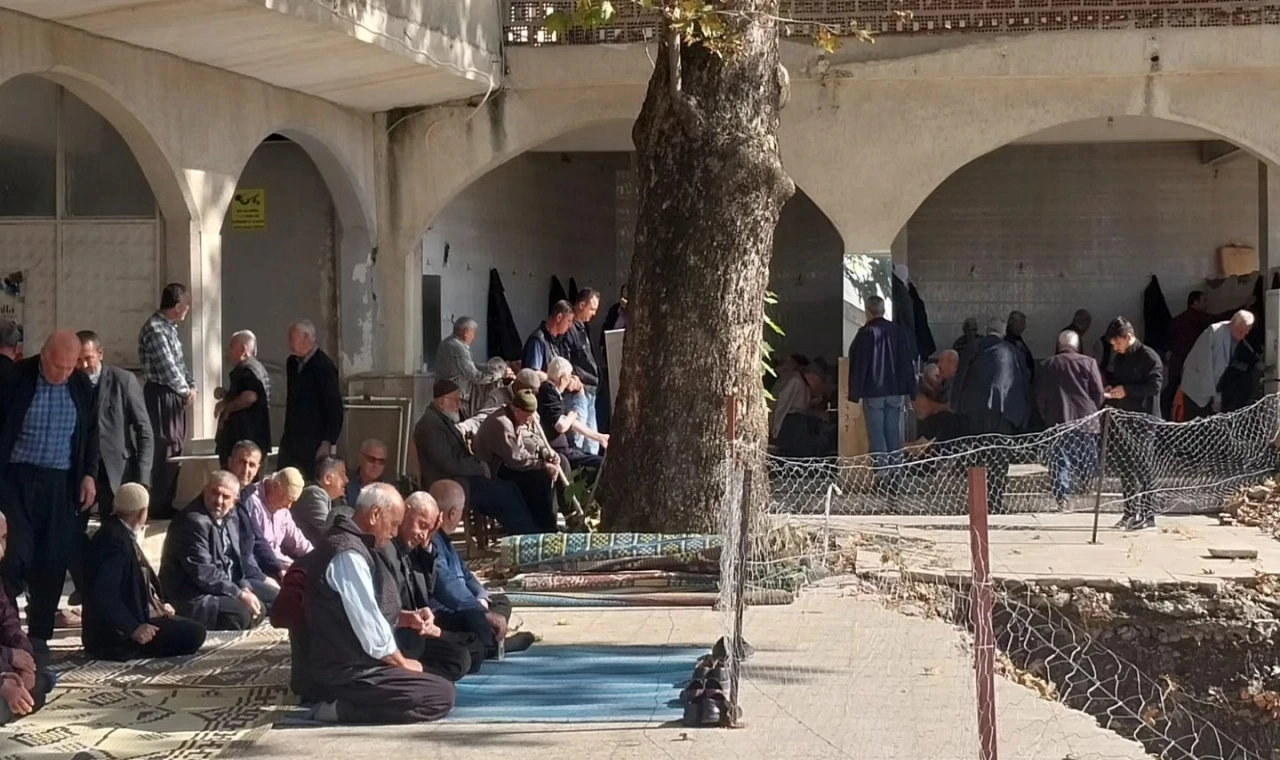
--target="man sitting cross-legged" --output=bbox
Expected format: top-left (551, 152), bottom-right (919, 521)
top-left (159, 471), bottom-right (278, 630)
top-left (303, 483), bottom-right (455, 724)
top-left (244, 467), bottom-right (312, 572)
top-left (428, 479), bottom-right (534, 659)
top-left (375, 491), bottom-right (484, 680)
top-left (83, 483), bottom-right (207, 661)
top-left (0, 512), bottom-right (53, 726)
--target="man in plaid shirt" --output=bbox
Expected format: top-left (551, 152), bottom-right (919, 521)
top-left (138, 283), bottom-right (195, 517)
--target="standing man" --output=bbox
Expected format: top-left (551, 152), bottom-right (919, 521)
top-left (137, 283), bottom-right (193, 518)
top-left (847, 296), bottom-right (917, 459)
top-left (0, 321), bottom-right (19, 377)
top-left (434, 317), bottom-right (508, 409)
top-left (1005, 311), bottom-right (1035, 382)
top-left (1179, 311), bottom-right (1256, 420)
top-left (215, 330), bottom-right (271, 468)
top-left (1102, 317), bottom-right (1164, 531)
top-left (522, 300), bottom-right (575, 378)
top-left (563, 288), bottom-right (602, 454)
top-left (0, 331), bottom-right (99, 657)
top-left (1062, 310), bottom-right (1092, 349)
top-left (279, 320), bottom-right (344, 480)
top-left (77, 331), bottom-right (153, 515)
top-left (955, 316), bottom-right (1030, 513)
top-left (1035, 330), bottom-right (1105, 507)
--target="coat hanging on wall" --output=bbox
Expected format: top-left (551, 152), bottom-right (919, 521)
top-left (1142, 275), bottom-right (1173, 354)
top-left (1250, 273), bottom-right (1266, 350)
top-left (487, 268), bottom-right (523, 361)
top-left (908, 280), bottom-right (937, 360)
top-left (891, 273), bottom-right (916, 343)
top-left (549, 276), bottom-right (568, 312)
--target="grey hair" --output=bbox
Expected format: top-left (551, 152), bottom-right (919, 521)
top-left (486, 356), bottom-right (508, 373)
top-left (453, 317), bottom-right (478, 336)
top-left (1231, 310), bottom-right (1257, 327)
top-left (230, 329), bottom-right (257, 354)
top-left (514, 368), bottom-right (541, 391)
top-left (1056, 330), bottom-right (1080, 351)
top-left (354, 482), bottom-right (402, 515)
top-left (360, 437), bottom-right (386, 454)
top-left (404, 491), bottom-right (439, 515)
top-left (206, 469), bottom-right (241, 493)
top-left (865, 296), bottom-right (886, 318)
top-left (0, 320), bottom-right (18, 349)
top-left (546, 356), bottom-right (573, 382)
top-left (985, 316), bottom-right (1007, 336)
top-left (290, 319), bottom-right (317, 342)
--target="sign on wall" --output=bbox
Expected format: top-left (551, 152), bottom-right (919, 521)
top-left (0, 271), bottom-right (25, 359)
top-left (230, 189), bottom-right (266, 230)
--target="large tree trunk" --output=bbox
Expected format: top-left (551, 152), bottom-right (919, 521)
top-left (598, 3), bottom-right (794, 534)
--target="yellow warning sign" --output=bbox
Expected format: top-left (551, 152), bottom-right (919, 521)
top-left (230, 189), bottom-right (266, 230)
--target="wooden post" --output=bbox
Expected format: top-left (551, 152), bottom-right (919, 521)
top-left (1090, 408), bottom-right (1112, 545)
top-left (968, 467), bottom-right (998, 760)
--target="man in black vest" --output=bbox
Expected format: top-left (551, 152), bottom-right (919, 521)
top-left (0, 331), bottom-right (99, 659)
top-left (278, 320), bottom-right (343, 480)
top-left (303, 483), bottom-right (455, 724)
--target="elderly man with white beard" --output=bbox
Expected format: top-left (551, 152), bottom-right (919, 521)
top-left (411, 379), bottom-right (538, 534)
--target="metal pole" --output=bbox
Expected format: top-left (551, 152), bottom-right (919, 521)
top-left (967, 467), bottom-right (999, 760)
top-left (1090, 408), bottom-right (1112, 545)
top-left (728, 468), bottom-right (752, 728)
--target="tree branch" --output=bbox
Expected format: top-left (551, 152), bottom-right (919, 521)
top-left (666, 27), bottom-right (703, 135)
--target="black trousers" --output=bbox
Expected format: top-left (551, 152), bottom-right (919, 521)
top-left (1110, 419), bottom-right (1157, 521)
top-left (0, 465), bottom-right (75, 641)
top-left (144, 383), bottom-right (186, 518)
top-left (436, 594), bottom-right (512, 658)
top-left (177, 594), bottom-right (256, 631)
top-left (87, 616), bottom-right (207, 661)
top-left (394, 627), bottom-right (481, 681)
top-left (0, 669), bottom-right (53, 726)
top-left (332, 665), bottom-right (456, 724)
top-left (278, 436), bottom-right (322, 481)
top-left (497, 468), bottom-right (557, 533)
top-left (465, 476), bottom-right (538, 535)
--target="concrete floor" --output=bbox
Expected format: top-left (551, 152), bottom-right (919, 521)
top-left (247, 591), bottom-right (1152, 760)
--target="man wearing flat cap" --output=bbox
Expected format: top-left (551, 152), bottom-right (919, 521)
top-left (82, 483), bottom-right (207, 660)
top-left (471, 389), bottom-right (560, 534)
top-left (411, 379), bottom-right (539, 534)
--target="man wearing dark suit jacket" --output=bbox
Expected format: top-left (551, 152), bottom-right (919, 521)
top-left (0, 331), bottom-right (99, 655)
top-left (83, 483), bottom-right (205, 660)
top-left (278, 320), bottom-right (343, 480)
top-left (159, 471), bottom-right (277, 630)
top-left (76, 332), bottom-right (153, 514)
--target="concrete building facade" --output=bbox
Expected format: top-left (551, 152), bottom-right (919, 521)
top-left (5, 1), bottom-right (1280, 441)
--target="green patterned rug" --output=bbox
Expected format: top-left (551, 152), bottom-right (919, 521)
top-left (501, 533), bottom-right (722, 573)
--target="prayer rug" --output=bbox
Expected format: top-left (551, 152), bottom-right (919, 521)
top-left (506, 588), bottom-right (795, 608)
top-left (0, 685), bottom-right (288, 760)
top-left (449, 644), bottom-right (702, 723)
top-left (507, 570), bottom-right (719, 593)
top-left (51, 627), bottom-right (292, 689)
top-left (501, 533), bottom-right (722, 573)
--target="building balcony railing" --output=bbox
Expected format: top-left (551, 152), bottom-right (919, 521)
top-left (504, 0), bottom-right (1280, 44)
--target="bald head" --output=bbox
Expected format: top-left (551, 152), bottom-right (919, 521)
top-left (42, 330), bottom-right (81, 385)
top-left (937, 349), bottom-right (959, 379)
top-left (430, 479), bottom-right (467, 534)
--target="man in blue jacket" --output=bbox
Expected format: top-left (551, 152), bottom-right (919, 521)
top-left (847, 296), bottom-right (917, 459)
top-left (427, 479), bottom-right (534, 659)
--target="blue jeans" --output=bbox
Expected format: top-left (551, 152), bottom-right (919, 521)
top-left (863, 396), bottom-right (904, 455)
top-left (1049, 429), bottom-right (1098, 503)
top-left (567, 387), bottom-right (600, 454)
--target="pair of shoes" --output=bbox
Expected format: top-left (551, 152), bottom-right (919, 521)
top-left (711, 636), bottom-right (755, 663)
top-left (1124, 516), bottom-right (1156, 531)
top-left (681, 662), bottom-right (730, 727)
top-left (502, 632), bottom-right (535, 654)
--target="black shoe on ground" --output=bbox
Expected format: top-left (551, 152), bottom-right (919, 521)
top-left (712, 636), bottom-right (755, 662)
top-left (503, 632), bottom-right (535, 654)
top-left (1124, 516), bottom-right (1156, 531)
top-left (1113, 516), bottom-right (1132, 529)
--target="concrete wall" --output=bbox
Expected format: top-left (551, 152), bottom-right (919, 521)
top-left (222, 140), bottom-right (339, 437)
top-left (419, 152), bottom-right (623, 364)
top-left (908, 142), bottom-right (1259, 357)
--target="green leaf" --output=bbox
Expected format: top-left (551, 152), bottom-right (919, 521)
top-left (764, 314), bottom-right (785, 337)
top-left (815, 26), bottom-right (841, 54)
top-left (543, 10), bottom-right (572, 36)
top-left (599, 0), bottom-right (615, 22)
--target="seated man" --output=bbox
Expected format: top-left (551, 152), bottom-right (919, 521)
top-left (428, 479), bottom-right (534, 659)
top-left (83, 483), bottom-right (207, 660)
top-left (245, 467), bottom-right (312, 571)
top-left (292, 456), bottom-right (352, 547)
top-left (538, 357), bottom-right (607, 469)
top-left (0, 513), bottom-right (53, 726)
top-left (472, 390), bottom-right (561, 533)
top-left (159, 471), bottom-right (278, 630)
top-left (227, 440), bottom-right (284, 580)
top-left (303, 483), bottom-right (455, 724)
top-left (472, 368), bottom-right (541, 433)
top-left (914, 350), bottom-right (966, 443)
top-left (376, 491), bottom-right (483, 679)
top-left (413, 379), bottom-right (538, 534)
top-left (346, 438), bottom-right (392, 506)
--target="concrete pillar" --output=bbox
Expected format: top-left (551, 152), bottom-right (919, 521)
top-left (164, 218), bottom-right (220, 440)
top-left (1260, 162), bottom-right (1280, 281)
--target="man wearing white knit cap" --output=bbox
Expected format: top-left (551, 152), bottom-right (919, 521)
top-left (82, 483), bottom-right (207, 660)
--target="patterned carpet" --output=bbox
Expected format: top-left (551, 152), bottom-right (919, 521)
top-left (51, 628), bottom-right (292, 689)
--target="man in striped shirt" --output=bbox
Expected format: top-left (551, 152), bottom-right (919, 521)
top-left (137, 283), bottom-right (194, 518)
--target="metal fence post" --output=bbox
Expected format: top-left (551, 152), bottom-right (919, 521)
top-left (967, 467), bottom-right (999, 760)
top-left (1090, 408), bottom-right (1113, 545)
top-left (727, 468), bottom-right (752, 728)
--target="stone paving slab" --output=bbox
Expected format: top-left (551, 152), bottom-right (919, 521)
top-left (247, 591), bottom-right (1152, 760)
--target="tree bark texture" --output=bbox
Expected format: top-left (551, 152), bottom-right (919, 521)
top-left (598, 3), bottom-right (795, 534)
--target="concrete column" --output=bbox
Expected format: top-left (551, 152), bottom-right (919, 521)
top-left (1260, 162), bottom-right (1280, 280)
top-left (164, 218), bottom-right (220, 440)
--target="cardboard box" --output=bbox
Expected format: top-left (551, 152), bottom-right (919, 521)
top-left (1219, 245), bottom-right (1258, 278)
